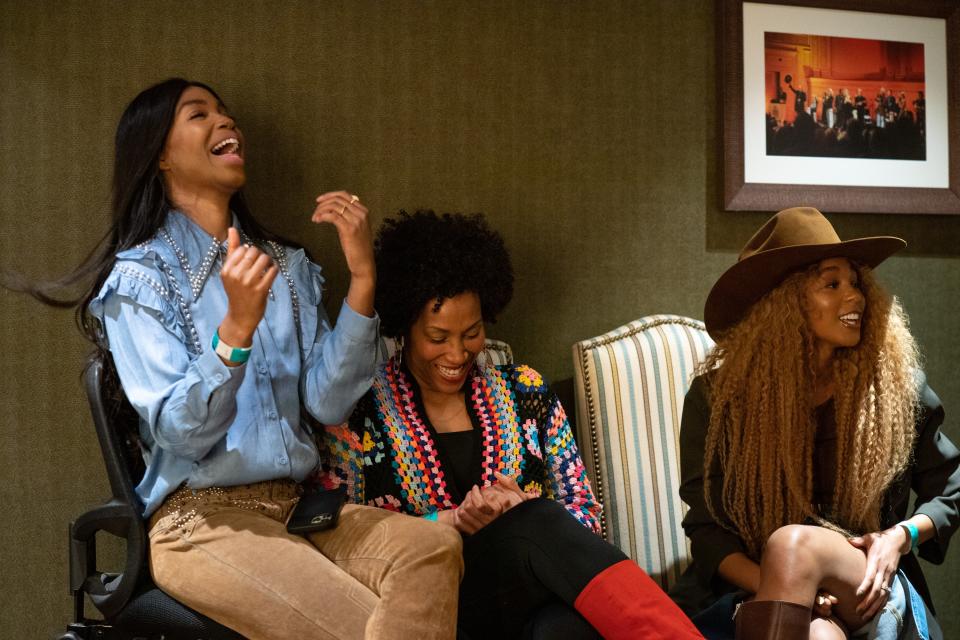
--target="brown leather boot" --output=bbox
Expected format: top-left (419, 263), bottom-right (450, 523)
top-left (734, 600), bottom-right (811, 639)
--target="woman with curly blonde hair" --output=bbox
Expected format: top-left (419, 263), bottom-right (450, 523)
top-left (671, 207), bottom-right (960, 639)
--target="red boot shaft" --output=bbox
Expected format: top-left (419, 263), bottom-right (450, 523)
top-left (573, 559), bottom-right (704, 639)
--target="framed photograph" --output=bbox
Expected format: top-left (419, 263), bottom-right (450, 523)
top-left (720, 0), bottom-right (960, 213)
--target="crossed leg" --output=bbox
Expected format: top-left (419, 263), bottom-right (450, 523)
top-left (754, 524), bottom-right (879, 635)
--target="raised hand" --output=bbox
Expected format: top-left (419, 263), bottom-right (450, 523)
top-left (217, 227), bottom-right (278, 358)
top-left (311, 191), bottom-right (375, 316)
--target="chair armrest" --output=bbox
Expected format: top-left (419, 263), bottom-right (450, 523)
top-left (69, 498), bottom-right (146, 619)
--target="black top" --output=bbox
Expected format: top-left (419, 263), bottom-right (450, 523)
top-left (434, 430), bottom-right (479, 498)
top-left (812, 399), bottom-right (838, 516)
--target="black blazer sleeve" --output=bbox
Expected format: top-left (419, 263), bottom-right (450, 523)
top-left (910, 376), bottom-right (960, 565)
top-left (678, 375), bottom-right (748, 587)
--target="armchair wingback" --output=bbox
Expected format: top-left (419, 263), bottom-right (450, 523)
top-left (572, 314), bottom-right (714, 590)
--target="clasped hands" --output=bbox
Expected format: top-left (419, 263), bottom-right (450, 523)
top-left (436, 472), bottom-right (536, 535)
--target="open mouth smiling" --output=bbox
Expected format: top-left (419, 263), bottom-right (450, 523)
top-left (211, 137), bottom-right (241, 157)
top-left (436, 364), bottom-right (466, 380)
top-left (839, 312), bottom-right (861, 328)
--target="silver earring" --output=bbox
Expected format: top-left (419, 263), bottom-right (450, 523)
top-left (396, 336), bottom-right (404, 368)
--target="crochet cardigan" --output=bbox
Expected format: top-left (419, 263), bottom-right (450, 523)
top-left (314, 358), bottom-right (602, 533)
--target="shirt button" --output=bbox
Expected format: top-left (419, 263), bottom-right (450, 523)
top-left (214, 373), bottom-right (224, 383)
top-left (258, 365), bottom-right (268, 375)
top-left (268, 411), bottom-right (278, 421)
top-left (277, 456), bottom-right (288, 465)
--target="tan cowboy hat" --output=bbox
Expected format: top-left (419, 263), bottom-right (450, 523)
top-left (704, 207), bottom-right (905, 339)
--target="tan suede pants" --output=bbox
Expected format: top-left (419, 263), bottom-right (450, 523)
top-left (148, 480), bottom-right (463, 640)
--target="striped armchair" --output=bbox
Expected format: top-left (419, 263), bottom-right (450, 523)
top-left (572, 315), bottom-right (714, 590)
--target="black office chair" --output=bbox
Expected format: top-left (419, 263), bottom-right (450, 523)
top-left (60, 357), bottom-right (243, 640)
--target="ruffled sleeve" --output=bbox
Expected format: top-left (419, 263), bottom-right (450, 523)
top-left (285, 248), bottom-right (327, 359)
top-left (89, 246), bottom-right (245, 461)
top-left (88, 247), bottom-right (184, 346)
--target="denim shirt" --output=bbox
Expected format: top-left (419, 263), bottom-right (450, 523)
top-left (88, 211), bottom-right (380, 516)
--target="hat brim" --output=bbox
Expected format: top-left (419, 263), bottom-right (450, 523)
top-left (704, 236), bottom-right (905, 340)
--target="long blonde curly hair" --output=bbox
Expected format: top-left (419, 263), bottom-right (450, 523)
top-left (701, 263), bottom-right (919, 559)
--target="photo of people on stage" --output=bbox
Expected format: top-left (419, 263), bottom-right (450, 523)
top-left (764, 32), bottom-right (925, 160)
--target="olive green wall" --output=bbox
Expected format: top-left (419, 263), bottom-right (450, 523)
top-left (2, 1), bottom-right (958, 637)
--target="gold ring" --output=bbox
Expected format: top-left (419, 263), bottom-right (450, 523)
top-left (880, 585), bottom-right (891, 593)
top-left (339, 204), bottom-right (348, 216)
top-left (350, 194), bottom-right (360, 203)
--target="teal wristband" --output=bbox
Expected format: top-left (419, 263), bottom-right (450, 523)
top-left (212, 331), bottom-right (252, 364)
top-left (898, 521), bottom-right (920, 553)
top-left (423, 511), bottom-right (438, 522)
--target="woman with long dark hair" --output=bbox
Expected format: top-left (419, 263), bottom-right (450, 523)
top-left (10, 78), bottom-right (462, 639)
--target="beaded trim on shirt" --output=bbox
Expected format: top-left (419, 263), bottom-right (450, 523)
top-left (371, 358), bottom-right (524, 514)
top-left (153, 229), bottom-right (303, 356)
top-left (159, 228), bottom-right (222, 300)
top-left (267, 240), bottom-right (301, 351)
top-left (113, 265), bottom-right (169, 302)
top-left (157, 253), bottom-right (203, 355)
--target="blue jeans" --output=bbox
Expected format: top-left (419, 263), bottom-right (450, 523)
top-left (854, 570), bottom-right (941, 640)
top-left (853, 573), bottom-right (906, 638)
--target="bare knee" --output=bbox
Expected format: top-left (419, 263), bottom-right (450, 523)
top-left (761, 524), bottom-right (821, 584)
top-left (809, 616), bottom-right (847, 640)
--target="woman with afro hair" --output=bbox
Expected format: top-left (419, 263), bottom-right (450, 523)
top-left (671, 207), bottom-right (960, 639)
top-left (315, 210), bottom-right (703, 639)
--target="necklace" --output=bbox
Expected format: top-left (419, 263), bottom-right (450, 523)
top-left (424, 395), bottom-right (471, 433)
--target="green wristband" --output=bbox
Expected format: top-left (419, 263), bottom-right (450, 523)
top-left (212, 330), bottom-right (252, 364)
top-left (898, 521), bottom-right (920, 553)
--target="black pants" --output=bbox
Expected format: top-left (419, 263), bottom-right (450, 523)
top-left (457, 498), bottom-right (627, 640)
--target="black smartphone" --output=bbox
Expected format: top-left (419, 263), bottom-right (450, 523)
top-left (287, 486), bottom-right (348, 535)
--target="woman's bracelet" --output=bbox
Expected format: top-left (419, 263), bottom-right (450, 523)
top-left (897, 520), bottom-right (920, 554)
top-left (213, 330), bottom-right (252, 364)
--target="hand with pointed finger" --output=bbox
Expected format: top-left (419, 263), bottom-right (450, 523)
top-left (217, 227), bottom-right (278, 355)
top-left (311, 190), bottom-right (375, 316)
top-left (848, 525), bottom-right (908, 619)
